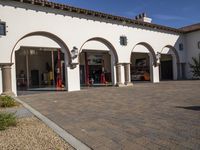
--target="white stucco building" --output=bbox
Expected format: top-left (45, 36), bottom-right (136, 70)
top-left (0, 0), bottom-right (199, 96)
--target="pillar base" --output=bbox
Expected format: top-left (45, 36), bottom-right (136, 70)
top-left (1, 91), bottom-right (15, 97)
top-left (116, 83), bottom-right (126, 87)
top-left (0, 63), bottom-right (14, 97)
top-left (125, 82), bottom-right (133, 86)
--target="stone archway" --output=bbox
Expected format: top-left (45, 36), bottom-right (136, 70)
top-left (79, 37), bottom-right (119, 63)
top-left (130, 42), bottom-right (159, 83)
top-left (79, 37), bottom-right (120, 86)
top-left (131, 42), bottom-right (157, 65)
top-left (10, 31), bottom-right (71, 64)
top-left (161, 45), bottom-right (180, 63)
top-left (160, 45), bottom-right (180, 80)
top-left (3, 31), bottom-right (72, 95)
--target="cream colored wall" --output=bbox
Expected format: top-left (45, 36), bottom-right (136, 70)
top-left (15, 36), bottom-right (60, 50)
top-left (0, 1), bottom-right (187, 94)
top-left (0, 1), bottom-right (184, 63)
top-left (80, 41), bottom-right (109, 52)
top-left (185, 30), bottom-right (200, 79)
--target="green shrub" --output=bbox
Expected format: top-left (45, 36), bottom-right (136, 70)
top-left (189, 54), bottom-right (200, 79)
top-left (0, 96), bottom-right (16, 107)
top-left (0, 112), bottom-right (17, 130)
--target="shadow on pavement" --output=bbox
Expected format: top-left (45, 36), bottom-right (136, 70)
top-left (175, 106), bottom-right (200, 111)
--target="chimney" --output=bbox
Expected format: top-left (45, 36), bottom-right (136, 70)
top-left (135, 13), bottom-right (152, 23)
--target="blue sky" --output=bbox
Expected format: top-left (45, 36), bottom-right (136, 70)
top-left (50, 0), bottom-right (200, 28)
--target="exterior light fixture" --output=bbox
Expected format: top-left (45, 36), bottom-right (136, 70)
top-left (179, 43), bottom-right (183, 51)
top-left (71, 46), bottom-right (78, 59)
top-left (156, 52), bottom-right (161, 65)
top-left (70, 46), bottom-right (79, 69)
top-left (120, 36), bottom-right (127, 46)
top-left (0, 21), bottom-right (6, 36)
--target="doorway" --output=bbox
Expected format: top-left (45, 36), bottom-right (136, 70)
top-left (160, 54), bottom-right (173, 80)
top-left (130, 53), bottom-right (151, 82)
top-left (79, 51), bottom-right (112, 86)
top-left (15, 47), bottom-right (66, 91)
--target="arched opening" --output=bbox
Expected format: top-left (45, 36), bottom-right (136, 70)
top-left (130, 42), bottom-right (157, 83)
top-left (79, 37), bottom-right (118, 87)
top-left (11, 31), bottom-right (71, 93)
top-left (160, 45), bottom-right (180, 80)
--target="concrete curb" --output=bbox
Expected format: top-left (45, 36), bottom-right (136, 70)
top-left (13, 97), bottom-right (91, 150)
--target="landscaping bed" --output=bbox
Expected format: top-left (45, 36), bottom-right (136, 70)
top-left (0, 117), bottom-right (74, 150)
top-left (0, 96), bottom-right (74, 150)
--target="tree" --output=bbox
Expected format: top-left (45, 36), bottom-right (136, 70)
top-left (189, 54), bottom-right (200, 79)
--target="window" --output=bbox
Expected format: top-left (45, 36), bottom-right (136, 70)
top-left (198, 41), bottom-right (200, 49)
top-left (179, 43), bottom-right (183, 51)
top-left (0, 22), bottom-right (6, 36)
top-left (120, 36), bottom-right (127, 46)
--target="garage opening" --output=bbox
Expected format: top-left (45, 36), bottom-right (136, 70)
top-left (15, 47), bottom-right (66, 91)
top-left (160, 54), bottom-right (173, 80)
top-left (80, 50), bottom-right (112, 86)
top-left (130, 52), bottom-right (151, 82)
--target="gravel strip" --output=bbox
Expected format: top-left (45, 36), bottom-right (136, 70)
top-left (0, 106), bottom-right (33, 118)
top-left (0, 117), bottom-right (74, 150)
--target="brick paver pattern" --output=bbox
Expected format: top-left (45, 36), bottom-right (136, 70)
top-left (19, 81), bottom-right (200, 150)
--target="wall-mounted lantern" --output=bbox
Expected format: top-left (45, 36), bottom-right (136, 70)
top-left (71, 46), bottom-right (78, 59)
top-left (120, 36), bottom-right (127, 46)
top-left (70, 46), bottom-right (79, 69)
top-left (179, 43), bottom-right (184, 51)
top-left (156, 52), bottom-right (161, 66)
top-left (0, 21), bottom-right (6, 36)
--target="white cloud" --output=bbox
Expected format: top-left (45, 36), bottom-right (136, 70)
top-left (153, 14), bottom-right (186, 21)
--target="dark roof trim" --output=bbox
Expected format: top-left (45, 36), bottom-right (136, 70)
top-left (180, 23), bottom-right (200, 33)
top-left (9, 0), bottom-right (184, 33)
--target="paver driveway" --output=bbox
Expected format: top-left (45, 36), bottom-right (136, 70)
top-left (18, 81), bottom-right (200, 150)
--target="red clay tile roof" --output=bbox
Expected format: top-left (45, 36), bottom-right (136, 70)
top-left (180, 23), bottom-right (200, 33)
top-left (6, 0), bottom-right (198, 34)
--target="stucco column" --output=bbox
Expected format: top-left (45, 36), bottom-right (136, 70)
top-left (116, 63), bottom-right (123, 86)
top-left (149, 54), bottom-right (160, 83)
top-left (0, 63), bottom-right (14, 96)
top-left (152, 65), bottom-right (160, 83)
top-left (124, 63), bottom-right (133, 86)
top-left (177, 63), bottom-right (181, 80)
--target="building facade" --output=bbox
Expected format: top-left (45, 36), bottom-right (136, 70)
top-left (0, 0), bottom-right (199, 96)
